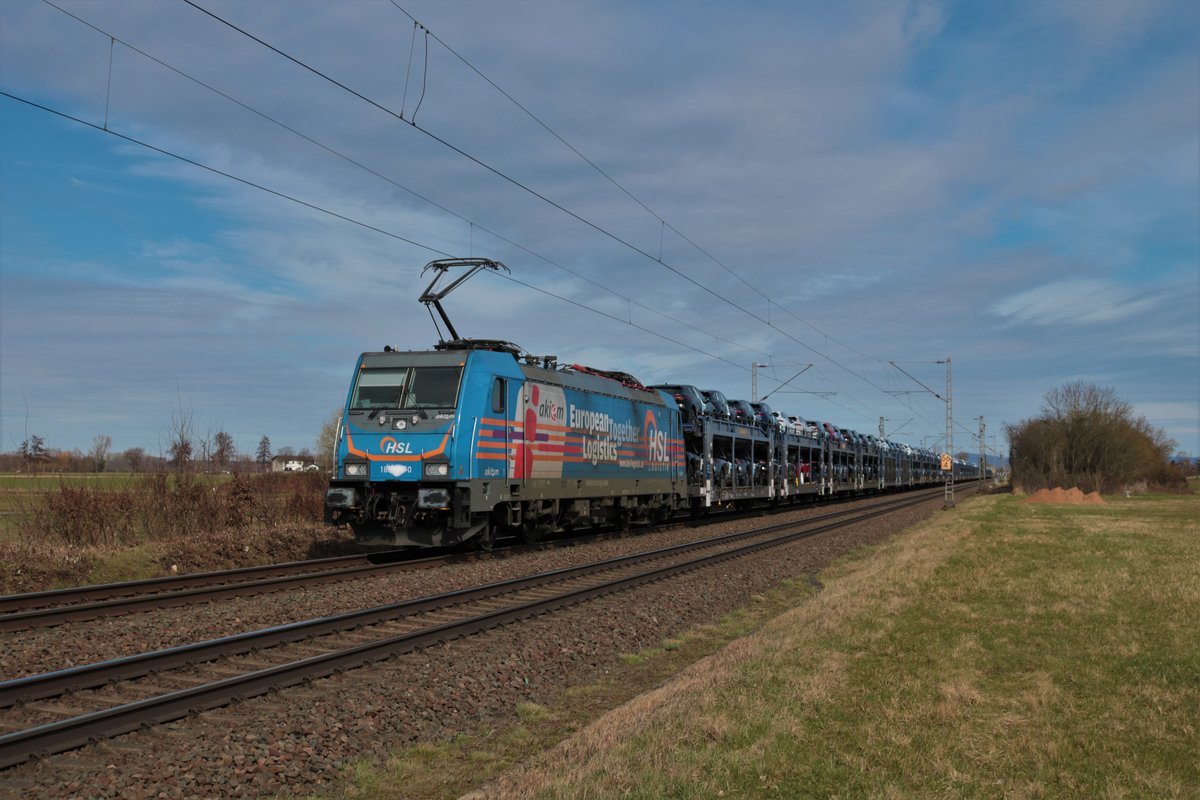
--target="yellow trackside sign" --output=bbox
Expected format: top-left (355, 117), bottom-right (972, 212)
top-left (940, 453), bottom-right (952, 471)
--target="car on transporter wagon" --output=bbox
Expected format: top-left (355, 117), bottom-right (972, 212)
top-left (699, 389), bottom-right (733, 420)
top-left (727, 399), bottom-right (758, 426)
top-left (649, 384), bottom-right (707, 423)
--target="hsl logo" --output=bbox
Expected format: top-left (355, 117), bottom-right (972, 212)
top-left (380, 436), bottom-right (413, 455)
top-left (642, 410), bottom-right (670, 464)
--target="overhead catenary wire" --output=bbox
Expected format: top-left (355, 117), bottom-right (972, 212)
top-left (178, 0), bottom-right (901, 404)
top-left (496, 273), bottom-right (755, 375)
top-left (0, 90), bottom-right (753, 384)
top-left (0, 92), bottom-right (451, 258)
top-left (387, 1), bottom-right (968, 425)
top-left (34, 0), bottom-right (778, 367)
top-left (888, 361), bottom-right (945, 402)
top-left (387, 1), bottom-right (899, 369)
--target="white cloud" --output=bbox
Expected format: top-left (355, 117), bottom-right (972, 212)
top-left (1138, 402), bottom-right (1200, 421)
top-left (1033, 0), bottom-right (1168, 51)
top-left (989, 279), bottom-right (1165, 327)
top-left (903, 0), bottom-right (947, 46)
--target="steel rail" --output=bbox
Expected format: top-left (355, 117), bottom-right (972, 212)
top-left (0, 552), bottom-right (454, 633)
top-left (0, 483), bottom-right (950, 632)
top-left (0, 488), bottom-right (941, 708)
top-left (0, 485), bottom-right (967, 769)
top-left (0, 550), bottom-right (412, 613)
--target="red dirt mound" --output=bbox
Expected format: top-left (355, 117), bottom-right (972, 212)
top-left (1024, 487), bottom-right (1107, 505)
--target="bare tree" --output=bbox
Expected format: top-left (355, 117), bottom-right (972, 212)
top-left (18, 435), bottom-right (48, 473)
top-left (124, 447), bottom-right (146, 473)
top-left (194, 423), bottom-right (216, 473)
top-left (167, 399), bottom-right (195, 476)
top-left (168, 436), bottom-right (193, 473)
top-left (88, 435), bottom-right (112, 473)
top-left (213, 430), bottom-right (236, 470)
top-left (316, 408), bottom-right (342, 471)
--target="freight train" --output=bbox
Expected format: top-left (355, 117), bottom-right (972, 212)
top-left (324, 259), bottom-right (977, 548)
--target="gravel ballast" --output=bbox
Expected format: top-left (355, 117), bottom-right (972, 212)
top-left (0, 491), bottom-right (957, 799)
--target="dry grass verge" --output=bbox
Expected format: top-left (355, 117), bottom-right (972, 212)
top-left (467, 491), bottom-right (1199, 799)
top-left (0, 471), bottom-right (352, 593)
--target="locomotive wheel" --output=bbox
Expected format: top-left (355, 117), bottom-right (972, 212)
top-left (521, 520), bottom-right (549, 544)
top-left (474, 522), bottom-right (495, 551)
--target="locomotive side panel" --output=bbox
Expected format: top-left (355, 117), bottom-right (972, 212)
top-left (508, 378), bottom-right (680, 484)
top-left (494, 370), bottom-right (686, 536)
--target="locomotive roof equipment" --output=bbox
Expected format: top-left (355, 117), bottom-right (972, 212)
top-left (418, 258), bottom-right (510, 346)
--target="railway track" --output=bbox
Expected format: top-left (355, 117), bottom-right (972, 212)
top-left (0, 484), bottom-right (967, 769)
top-left (0, 485), bottom-right (947, 632)
top-left (0, 550), bottom-right (400, 614)
top-left (0, 549), bottom-right (444, 633)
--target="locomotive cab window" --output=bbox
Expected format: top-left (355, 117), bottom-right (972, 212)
top-left (407, 366), bottom-right (463, 409)
top-left (491, 378), bottom-right (506, 413)
top-left (351, 366), bottom-right (463, 411)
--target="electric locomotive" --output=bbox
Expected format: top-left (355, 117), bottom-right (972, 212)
top-left (324, 259), bottom-right (687, 548)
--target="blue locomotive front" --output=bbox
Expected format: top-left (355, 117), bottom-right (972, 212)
top-left (324, 347), bottom-right (505, 547)
top-left (325, 344), bottom-right (686, 548)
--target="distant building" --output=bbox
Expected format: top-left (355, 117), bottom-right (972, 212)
top-left (271, 454), bottom-right (318, 473)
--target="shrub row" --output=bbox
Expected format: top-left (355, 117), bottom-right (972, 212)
top-left (17, 471), bottom-right (328, 548)
top-left (1007, 381), bottom-right (1189, 494)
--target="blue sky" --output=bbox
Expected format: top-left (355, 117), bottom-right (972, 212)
top-left (1, 0), bottom-right (1197, 460)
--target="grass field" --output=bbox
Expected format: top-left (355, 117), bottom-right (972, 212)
top-left (339, 488), bottom-right (1199, 799)
top-left (0, 472), bottom-right (231, 539)
top-left (0, 471), bottom-right (235, 492)
top-left (0, 472), bottom-right (149, 490)
top-left (0, 470), bottom-right (331, 591)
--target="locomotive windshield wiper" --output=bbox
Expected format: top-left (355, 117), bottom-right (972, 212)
top-left (367, 390), bottom-right (405, 421)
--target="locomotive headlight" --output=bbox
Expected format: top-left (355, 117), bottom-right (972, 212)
top-left (345, 461), bottom-right (368, 478)
top-left (423, 461), bottom-right (450, 478)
